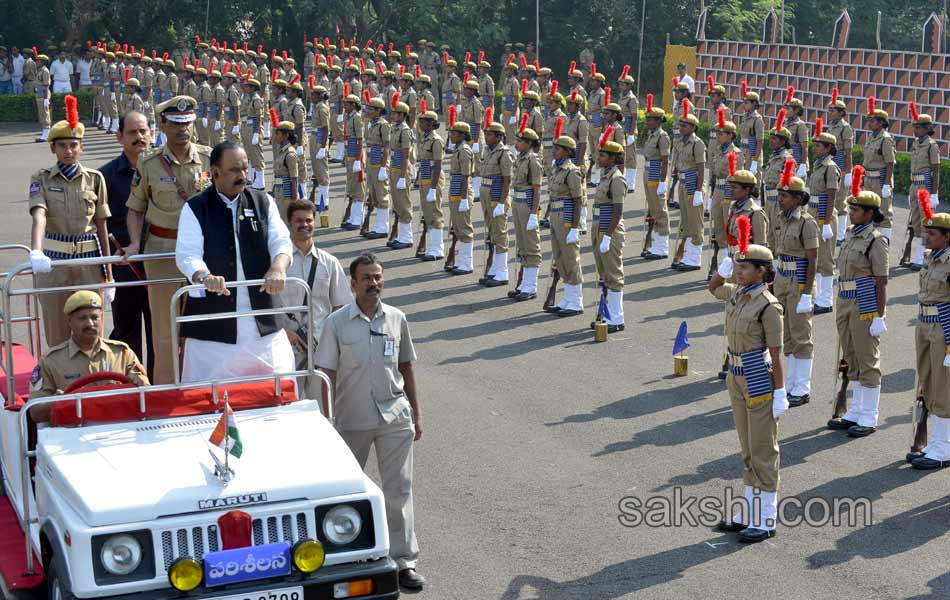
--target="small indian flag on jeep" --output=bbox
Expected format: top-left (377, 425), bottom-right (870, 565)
top-left (209, 402), bottom-right (243, 458)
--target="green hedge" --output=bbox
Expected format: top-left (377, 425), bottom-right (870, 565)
top-left (0, 92), bottom-right (97, 123)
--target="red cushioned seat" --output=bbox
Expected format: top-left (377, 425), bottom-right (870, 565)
top-left (0, 343), bottom-right (38, 410)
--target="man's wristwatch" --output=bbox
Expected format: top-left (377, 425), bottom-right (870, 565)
top-left (193, 270), bottom-right (210, 285)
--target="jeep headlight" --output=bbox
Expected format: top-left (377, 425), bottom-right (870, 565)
top-left (100, 534), bottom-right (143, 575)
top-left (323, 505), bottom-right (362, 545)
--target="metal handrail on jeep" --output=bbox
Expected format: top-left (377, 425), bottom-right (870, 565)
top-left (0, 244), bottom-right (44, 379)
top-left (2, 255), bottom-right (334, 577)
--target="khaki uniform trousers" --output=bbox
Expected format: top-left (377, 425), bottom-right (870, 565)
top-left (367, 166), bottom-right (389, 210)
top-left (727, 373), bottom-right (780, 491)
top-left (678, 181), bottom-right (704, 246)
top-left (391, 181), bottom-right (412, 224)
top-left (909, 182), bottom-right (929, 238)
top-left (196, 122), bottom-right (212, 146)
top-left (143, 235), bottom-right (185, 384)
top-left (773, 274), bottom-right (813, 359)
top-left (816, 234), bottom-right (835, 276)
top-left (550, 208), bottom-right (582, 285)
top-left (243, 126), bottom-right (265, 170)
top-left (36, 97), bottom-right (51, 128)
top-left (340, 419), bottom-right (419, 571)
top-left (711, 188), bottom-right (728, 245)
top-left (763, 195), bottom-right (780, 250)
top-left (592, 227), bottom-right (625, 292)
top-left (643, 178), bottom-right (670, 236)
top-left (420, 182), bottom-right (444, 230)
top-left (105, 88), bottom-right (118, 118)
top-left (480, 187), bottom-right (509, 251)
top-left (346, 160), bottom-right (365, 201)
top-left (330, 111), bottom-right (344, 141)
top-left (35, 265), bottom-right (104, 348)
top-left (511, 194), bottom-right (542, 268)
top-left (835, 297), bottom-right (882, 388)
top-left (916, 322), bottom-right (950, 418)
top-left (449, 198), bottom-right (474, 244)
top-left (309, 144), bottom-right (329, 186)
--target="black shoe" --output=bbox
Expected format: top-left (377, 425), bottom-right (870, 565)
top-left (590, 320), bottom-right (600, 330)
top-left (543, 304), bottom-right (560, 313)
top-left (738, 527), bottom-right (776, 544)
top-left (606, 324), bottom-right (625, 334)
top-left (443, 262), bottom-right (455, 272)
top-left (34, 137), bottom-right (45, 143)
top-left (422, 255), bottom-right (440, 262)
top-left (911, 456), bottom-right (950, 470)
top-left (847, 424), bottom-right (877, 437)
top-left (398, 568), bottom-right (426, 590)
top-left (715, 520), bottom-right (747, 533)
top-left (341, 223), bottom-right (358, 231)
top-left (906, 451), bottom-right (926, 464)
top-left (718, 370), bottom-right (728, 381)
top-left (415, 248), bottom-right (426, 258)
top-left (677, 264), bottom-right (701, 272)
top-left (478, 275), bottom-right (494, 285)
top-left (485, 278), bottom-right (508, 288)
top-left (507, 288), bottom-right (521, 298)
top-left (366, 231), bottom-right (387, 239)
top-left (514, 291), bottom-right (537, 301)
top-left (813, 305), bottom-right (833, 315)
top-left (670, 261), bottom-right (682, 270)
top-left (644, 252), bottom-right (668, 261)
top-left (704, 209), bottom-right (710, 218)
top-left (451, 267), bottom-right (473, 275)
top-left (385, 239), bottom-right (396, 247)
top-left (827, 417), bottom-right (857, 430)
top-left (555, 308), bottom-right (583, 317)
top-left (641, 249), bottom-right (650, 258)
top-left (540, 218), bottom-right (551, 229)
top-left (668, 200), bottom-right (680, 209)
top-left (390, 241), bottom-right (412, 250)
top-left (788, 394), bottom-right (810, 407)
top-left (909, 263), bottom-right (923, 272)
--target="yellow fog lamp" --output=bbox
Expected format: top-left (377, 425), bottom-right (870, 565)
top-left (293, 539), bottom-right (326, 573)
top-left (168, 557), bottom-right (203, 591)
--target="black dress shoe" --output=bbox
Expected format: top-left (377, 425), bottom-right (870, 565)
top-left (556, 308), bottom-right (583, 317)
top-left (668, 200), bottom-right (680, 209)
top-left (738, 527), bottom-right (776, 544)
top-left (514, 291), bottom-right (537, 301)
top-left (644, 252), bottom-right (668, 260)
top-left (366, 231), bottom-right (388, 239)
top-left (677, 264), bottom-right (701, 272)
top-left (398, 568), bottom-right (426, 590)
top-left (906, 451), bottom-right (926, 464)
top-left (390, 241), bottom-right (413, 250)
top-left (590, 320), bottom-right (600, 330)
top-left (827, 417), bottom-right (857, 430)
top-left (450, 267), bottom-right (473, 275)
top-left (715, 520), bottom-right (747, 533)
top-left (485, 278), bottom-right (508, 288)
top-left (443, 263), bottom-right (455, 272)
top-left (478, 275), bottom-right (494, 285)
top-left (909, 263), bottom-right (923, 272)
top-left (422, 255), bottom-right (440, 262)
top-left (718, 370), bottom-right (728, 381)
top-left (847, 424), bottom-right (876, 437)
top-left (787, 394), bottom-right (810, 407)
top-left (341, 223), bottom-right (358, 231)
top-left (415, 249), bottom-right (426, 258)
top-left (640, 249), bottom-right (650, 258)
top-left (606, 324), bottom-right (625, 334)
top-left (670, 262), bottom-right (682, 270)
top-left (813, 305), bottom-right (833, 315)
top-left (911, 456), bottom-right (950, 470)
top-left (385, 239), bottom-right (396, 247)
top-left (507, 288), bottom-right (521, 298)
top-left (543, 304), bottom-right (561, 313)
top-left (540, 218), bottom-right (551, 229)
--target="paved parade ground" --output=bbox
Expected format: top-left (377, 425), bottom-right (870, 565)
top-left (1, 122), bottom-right (948, 599)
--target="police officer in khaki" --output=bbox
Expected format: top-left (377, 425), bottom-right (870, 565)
top-left (785, 92), bottom-right (809, 178)
top-left (388, 98), bottom-right (415, 250)
top-left (34, 54), bottom-right (52, 142)
top-left (617, 69), bottom-right (639, 192)
top-left (708, 111), bottom-right (744, 278)
top-left (507, 124), bottom-right (543, 301)
top-left (341, 93), bottom-right (367, 231)
top-left (30, 290), bottom-right (149, 406)
top-left (762, 112), bottom-right (796, 250)
top-left (671, 106), bottom-right (706, 271)
top-left (738, 88), bottom-right (764, 182)
top-left (591, 140), bottom-right (627, 332)
top-left (827, 90), bottom-right (854, 242)
top-left (123, 96), bottom-right (212, 384)
top-left (642, 102), bottom-right (671, 259)
top-left (29, 102), bottom-right (113, 348)
top-left (363, 96), bottom-right (392, 240)
top-left (308, 84), bottom-right (331, 217)
top-left (709, 237), bottom-right (786, 543)
top-left (545, 134), bottom-right (585, 316)
top-left (808, 130), bottom-right (841, 314)
top-left (416, 108), bottom-right (445, 260)
top-left (447, 120), bottom-right (476, 275)
top-left (479, 120), bottom-right (513, 286)
top-left (905, 108), bottom-right (941, 271)
top-left (243, 78), bottom-right (266, 190)
top-left (861, 106), bottom-right (895, 242)
top-left (272, 119), bottom-right (301, 214)
top-left (563, 91), bottom-right (589, 229)
top-left (459, 79), bottom-right (485, 199)
top-left (910, 206), bottom-right (950, 469)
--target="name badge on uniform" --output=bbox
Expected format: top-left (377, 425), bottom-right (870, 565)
top-left (159, 176), bottom-right (177, 183)
top-left (63, 373), bottom-right (82, 380)
top-left (48, 186), bottom-right (64, 192)
top-left (384, 337), bottom-right (395, 356)
top-left (243, 209), bottom-right (256, 218)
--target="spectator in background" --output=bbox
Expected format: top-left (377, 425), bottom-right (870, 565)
top-left (0, 47), bottom-right (12, 95)
top-left (676, 62), bottom-right (695, 94)
top-left (76, 47), bottom-right (93, 92)
top-left (524, 42), bottom-right (537, 65)
top-left (578, 39), bottom-right (595, 80)
top-left (11, 47), bottom-right (24, 95)
top-left (50, 50), bottom-right (73, 94)
top-left (99, 111), bottom-right (155, 380)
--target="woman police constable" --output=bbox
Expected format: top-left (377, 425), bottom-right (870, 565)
top-left (827, 173), bottom-right (889, 437)
top-left (641, 99), bottom-right (671, 259)
top-left (544, 126), bottom-right (585, 317)
top-left (590, 138), bottom-right (627, 333)
top-left (270, 113), bottom-right (300, 216)
top-left (446, 116), bottom-right (476, 275)
top-left (807, 126), bottom-right (841, 315)
top-left (416, 108), bottom-right (446, 261)
top-left (709, 221), bottom-right (787, 544)
top-left (507, 117), bottom-right (543, 301)
top-left (762, 110), bottom-right (795, 250)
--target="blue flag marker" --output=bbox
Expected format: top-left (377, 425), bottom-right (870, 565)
top-left (673, 321), bottom-right (689, 356)
top-left (598, 293), bottom-right (611, 321)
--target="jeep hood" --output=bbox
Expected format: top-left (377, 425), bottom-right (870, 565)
top-left (36, 401), bottom-right (369, 527)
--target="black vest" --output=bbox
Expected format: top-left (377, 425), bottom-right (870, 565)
top-left (181, 185), bottom-right (280, 343)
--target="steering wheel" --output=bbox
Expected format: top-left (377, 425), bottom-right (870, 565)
top-left (63, 371), bottom-right (131, 394)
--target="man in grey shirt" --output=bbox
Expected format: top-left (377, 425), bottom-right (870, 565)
top-left (316, 252), bottom-right (425, 592)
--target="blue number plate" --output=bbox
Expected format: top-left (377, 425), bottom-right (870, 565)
top-left (204, 542), bottom-right (292, 587)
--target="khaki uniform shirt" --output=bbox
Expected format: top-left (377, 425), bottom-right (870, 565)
top-left (709, 142), bottom-right (743, 182)
top-left (807, 155), bottom-right (840, 225)
top-left (126, 144), bottom-right (212, 229)
top-left (837, 224), bottom-right (889, 281)
top-left (674, 133), bottom-right (706, 172)
top-left (587, 87), bottom-right (606, 123)
top-left (706, 102), bottom-right (733, 129)
top-left (525, 107), bottom-right (543, 137)
top-left (920, 249), bottom-right (950, 304)
top-left (643, 127), bottom-right (671, 161)
top-left (713, 284), bottom-right (784, 353)
top-left (786, 116), bottom-right (810, 168)
top-left (364, 118), bottom-right (391, 168)
top-left (739, 111), bottom-right (764, 161)
top-left (619, 92), bottom-right (639, 137)
top-left (594, 165), bottom-right (626, 208)
top-left (310, 100), bottom-right (330, 141)
top-left (450, 142), bottom-right (474, 201)
top-left (911, 136), bottom-right (940, 178)
top-left (763, 148), bottom-right (794, 190)
top-left (274, 142), bottom-right (299, 182)
top-left (29, 164), bottom-right (110, 235)
top-left (459, 95), bottom-right (485, 142)
top-left (549, 160), bottom-right (584, 220)
top-left (726, 200), bottom-right (768, 250)
top-left (501, 75), bottom-right (520, 115)
top-left (316, 302), bottom-right (417, 431)
top-left (478, 74), bottom-right (495, 103)
top-left (30, 337), bottom-right (149, 400)
top-left (543, 108), bottom-right (565, 141)
top-left (344, 109), bottom-right (363, 145)
top-left (863, 131), bottom-right (895, 171)
top-left (480, 143), bottom-right (514, 201)
top-left (562, 112), bottom-right (589, 166)
top-left (389, 122), bottom-right (413, 176)
top-left (775, 207), bottom-right (820, 258)
top-left (225, 86), bottom-right (241, 124)
top-left (512, 150), bottom-right (541, 192)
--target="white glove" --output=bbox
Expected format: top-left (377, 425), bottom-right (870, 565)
top-left (103, 286), bottom-right (116, 305)
top-left (110, 92), bottom-right (116, 101)
top-left (492, 203), bottom-right (505, 217)
top-left (944, 353), bottom-right (950, 368)
top-left (527, 214), bottom-right (539, 230)
top-left (843, 173), bottom-right (852, 187)
top-left (29, 250), bottom-right (52, 273)
top-left (251, 132), bottom-right (259, 145)
top-left (336, 114), bottom-right (344, 123)
top-left (796, 293), bottom-right (813, 314)
top-left (472, 142), bottom-right (480, 153)
top-left (43, 98), bottom-right (50, 107)
top-left (377, 166), bottom-right (388, 181)
top-left (426, 188), bottom-right (437, 202)
top-left (772, 388), bottom-right (789, 420)
top-left (717, 256), bottom-right (734, 279)
top-left (296, 145), bottom-right (304, 156)
top-left (692, 191), bottom-right (703, 207)
top-left (882, 184), bottom-right (892, 198)
top-left (566, 228), bottom-right (580, 244)
top-left (626, 135), bottom-right (635, 146)
top-left (456, 104), bottom-right (462, 114)
top-left (316, 147), bottom-right (326, 159)
top-left (352, 160), bottom-right (362, 173)
top-left (931, 194), bottom-right (940, 209)
top-left (396, 177), bottom-right (407, 190)
top-left (821, 223), bottom-right (834, 241)
top-left (749, 161), bottom-right (758, 174)
top-left (459, 198), bottom-right (470, 212)
top-left (869, 316), bottom-right (887, 337)
top-left (795, 163), bottom-right (806, 178)
top-left (599, 234), bottom-right (611, 253)
top-left (231, 125), bottom-right (240, 135)
top-left (657, 181), bottom-right (668, 196)
top-left (508, 115), bottom-right (517, 124)
top-left (201, 117), bottom-right (208, 127)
